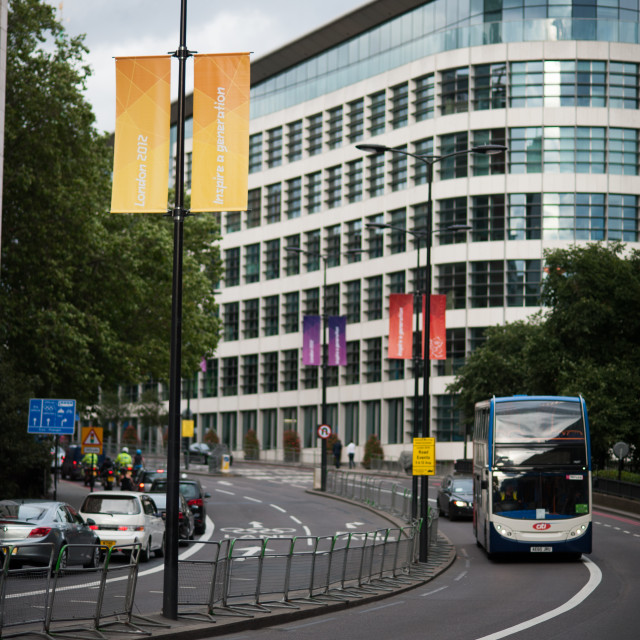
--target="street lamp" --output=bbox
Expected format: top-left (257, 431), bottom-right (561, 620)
top-left (285, 246), bottom-right (330, 491)
top-left (357, 142), bottom-right (507, 562)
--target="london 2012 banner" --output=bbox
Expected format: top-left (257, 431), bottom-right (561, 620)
top-left (191, 53), bottom-right (250, 212)
top-left (110, 56), bottom-right (171, 213)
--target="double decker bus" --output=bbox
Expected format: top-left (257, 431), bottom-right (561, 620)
top-left (473, 395), bottom-right (592, 557)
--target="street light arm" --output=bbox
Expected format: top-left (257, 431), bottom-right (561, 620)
top-left (356, 143), bottom-right (508, 166)
top-left (366, 221), bottom-right (427, 240)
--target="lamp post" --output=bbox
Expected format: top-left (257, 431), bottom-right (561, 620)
top-left (357, 142), bottom-right (507, 562)
top-left (285, 246), bottom-right (330, 491)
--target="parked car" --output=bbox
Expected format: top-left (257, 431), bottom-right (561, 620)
top-left (50, 446), bottom-right (65, 474)
top-left (147, 492), bottom-right (195, 542)
top-left (79, 491), bottom-right (165, 562)
top-left (150, 477), bottom-right (210, 535)
top-left (134, 468), bottom-right (167, 492)
top-left (61, 445), bottom-right (84, 480)
top-left (0, 499), bottom-right (101, 569)
top-left (437, 474), bottom-right (474, 520)
top-left (188, 442), bottom-right (211, 462)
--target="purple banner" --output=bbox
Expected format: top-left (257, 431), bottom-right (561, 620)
top-left (302, 315), bottom-right (321, 366)
top-left (328, 316), bottom-right (347, 366)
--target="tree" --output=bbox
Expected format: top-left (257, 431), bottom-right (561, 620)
top-left (243, 429), bottom-right (260, 460)
top-left (362, 434), bottom-right (384, 469)
top-left (283, 430), bottom-right (301, 462)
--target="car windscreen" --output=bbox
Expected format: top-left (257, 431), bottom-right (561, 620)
top-left (81, 496), bottom-right (141, 515)
top-left (452, 479), bottom-right (473, 492)
top-left (0, 502), bottom-right (48, 521)
top-left (148, 494), bottom-right (167, 509)
top-left (151, 481), bottom-right (199, 500)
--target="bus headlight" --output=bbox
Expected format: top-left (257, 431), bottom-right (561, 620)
top-left (569, 524), bottom-right (588, 538)
top-left (453, 500), bottom-right (468, 507)
top-left (495, 523), bottom-right (514, 537)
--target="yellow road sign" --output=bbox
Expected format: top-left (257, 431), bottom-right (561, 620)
top-left (413, 437), bottom-right (436, 476)
top-left (182, 420), bottom-right (194, 438)
top-left (82, 426), bottom-right (103, 455)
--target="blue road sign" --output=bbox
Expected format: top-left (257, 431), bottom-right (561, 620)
top-left (28, 399), bottom-right (76, 435)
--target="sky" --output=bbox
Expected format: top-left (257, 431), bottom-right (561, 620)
top-left (45, 0), bottom-right (369, 133)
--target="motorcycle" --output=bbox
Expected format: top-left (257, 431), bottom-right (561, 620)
top-left (83, 464), bottom-right (98, 487)
top-left (102, 468), bottom-right (116, 490)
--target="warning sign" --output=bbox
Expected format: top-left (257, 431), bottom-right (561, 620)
top-left (412, 437), bottom-right (436, 476)
top-left (82, 426), bottom-right (103, 455)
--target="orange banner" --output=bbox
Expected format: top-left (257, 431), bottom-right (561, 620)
top-left (388, 294), bottom-right (413, 360)
top-left (110, 56), bottom-right (171, 213)
top-left (428, 294), bottom-right (447, 360)
top-left (191, 53), bottom-right (250, 212)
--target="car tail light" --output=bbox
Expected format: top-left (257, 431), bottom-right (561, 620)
top-left (28, 527), bottom-right (52, 538)
top-left (188, 499), bottom-right (203, 508)
top-left (138, 484), bottom-right (144, 491)
top-left (178, 513), bottom-right (184, 520)
top-left (89, 525), bottom-right (99, 531)
top-left (117, 526), bottom-right (145, 531)
top-left (108, 470), bottom-right (114, 476)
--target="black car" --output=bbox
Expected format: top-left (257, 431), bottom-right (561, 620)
top-left (61, 445), bottom-right (84, 480)
top-left (0, 499), bottom-right (101, 569)
top-left (147, 492), bottom-right (195, 542)
top-left (134, 468), bottom-right (167, 493)
top-left (437, 474), bottom-right (473, 520)
top-left (150, 477), bottom-right (210, 534)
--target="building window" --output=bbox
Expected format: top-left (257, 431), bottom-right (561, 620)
top-left (306, 171), bottom-right (322, 213)
top-left (304, 287), bottom-right (320, 316)
top-left (307, 113), bottom-right (323, 156)
top-left (389, 208), bottom-right (407, 254)
top-left (439, 132), bottom-right (469, 179)
top-left (242, 411), bottom-right (256, 440)
top-left (262, 409), bottom-right (277, 448)
top-left (507, 260), bottom-right (542, 307)
top-left (389, 145), bottom-right (408, 191)
top-left (508, 193), bottom-right (542, 240)
top-left (265, 183), bottom-right (281, 224)
top-left (225, 211), bottom-right (241, 233)
top-left (261, 353), bottom-right (278, 393)
top-left (283, 292), bottom-right (299, 333)
top-left (509, 127), bottom-right (543, 173)
top-left (609, 62), bottom-right (639, 109)
top-left (284, 234), bottom-right (300, 276)
top-left (325, 283), bottom-right (340, 317)
top-left (435, 328), bottom-right (465, 376)
top-left (305, 230), bottom-right (321, 271)
top-left (221, 357), bottom-right (238, 396)
top-left (303, 405), bottom-right (318, 447)
top-left (412, 203), bottom-right (428, 248)
top-left (326, 106), bottom-right (343, 149)
top-left (345, 219), bottom-right (362, 261)
top-left (286, 177), bottom-right (302, 219)
top-left (387, 398), bottom-right (404, 444)
top-left (344, 403), bottom-right (359, 445)
top-left (221, 412), bottom-right (237, 449)
top-left (223, 302), bottom-right (239, 341)
top-left (438, 198), bottom-right (467, 245)
top-left (608, 194), bottom-right (638, 241)
top-left (365, 400), bottom-right (381, 439)
top-left (344, 280), bottom-right (361, 324)
top-left (263, 295), bottom-right (279, 336)
top-left (473, 62), bottom-right (507, 110)
top-left (242, 299), bottom-right (259, 339)
top-left (325, 165), bottom-right (342, 209)
top-left (244, 243), bottom-right (260, 283)
top-left (249, 132), bottom-right (262, 173)
top-left (266, 126), bottom-right (283, 168)
top-left (608, 128), bottom-right (638, 175)
top-left (345, 341), bottom-right (360, 385)
top-left (434, 395), bottom-right (464, 442)
top-left (326, 225), bottom-right (341, 267)
top-left (367, 153), bottom-right (385, 197)
top-left (346, 159), bottom-right (363, 203)
top-left (414, 73), bottom-right (435, 121)
top-left (264, 239), bottom-right (280, 280)
top-left (201, 359), bottom-right (218, 398)
top-left (282, 349), bottom-right (299, 391)
top-left (469, 327), bottom-right (489, 353)
top-left (441, 66), bottom-right (469, 114)
top-left (364, 338), bottom-right (382, 383)
top-left (388, 270), bottom-right (405, 295)
top-left (390, 82), bottom-right (409, 129)
top-left (246, 188), bottom-right (261, 228)
top-left (413, 137), bottom-right (433, 185)
top-left (302, 365), bottom-right (318, 390)
top-left (368, 90), bottom-right (386, 136)
top-left (473, 129), bottom-right (506, 176)
top-left (242, 354), bottom-right (258, 395)
top-left (437, 262), bottom-right (466, 310)
top-left (224, 247), bottom-right (240, 287)
top-left (367, 213), bottom-right (384, 257)
top-left (347, 98), bottom-right (365, 142)
top-left (471, 195), bottom-right (505, 242)
top-left (366, 276), bottom-right (383, 321)
top-left (470, 261), bottom-right (504, 308)
top-left (287, 119), bottom-right (303, 162)
top-left (575, 192), bottom-right (606, 241)
top-left (388, 353), bottom-right (405, 381)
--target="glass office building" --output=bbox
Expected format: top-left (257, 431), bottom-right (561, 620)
top-left (167, 0), bottom-right (640, 465)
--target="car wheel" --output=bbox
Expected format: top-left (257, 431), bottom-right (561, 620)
top-left (57, 547), bottom-right (69, 573)
top-left (140, 538), bottom-right (151, 563)
top-left (83, 544), bottom-right (100, 569)
top-left (155, 535), bottom-right (165, 558)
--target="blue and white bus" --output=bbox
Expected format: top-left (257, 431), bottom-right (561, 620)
top-left (473, 396), bottom-right (592, 557)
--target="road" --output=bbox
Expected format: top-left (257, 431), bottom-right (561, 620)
top-left (44, 466), bottom-right (640, 638)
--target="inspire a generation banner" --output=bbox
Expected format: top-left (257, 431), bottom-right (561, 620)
top-left (191, 53), bottom-right (250, 212)
top-left (110, 56), bottom-right (171, 213)
top-left (388, 294), bottom-right (413, 360)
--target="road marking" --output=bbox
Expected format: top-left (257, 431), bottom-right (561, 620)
top-left (420, 586), bottom-right (448, 597)
top-left (281, 617), bottom-right (337, 630)
top-left (216, 489), bottom-right (235, 495)
top-left (270, 504), bottom-right (286, 513)
top-left (454, 571), bottom-right (468, 581)
top-left (360, 601), bottom-right (404, 613)
top-left (244, 496), bottom-right (262, 503)
top-left (473, 557), bottom-right (602, 640)
top-left (290, 516), bottom-right (302, 524)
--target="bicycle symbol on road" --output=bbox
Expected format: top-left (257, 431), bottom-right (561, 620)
top-left (219, 521), bottom-right (297, 539)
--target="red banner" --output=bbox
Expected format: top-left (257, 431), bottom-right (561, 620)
top-left (388, 294), bottom-right (413, 359)
top-left (428, 294), bottom-right (447, 360)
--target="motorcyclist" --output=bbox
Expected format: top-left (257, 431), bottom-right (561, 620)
top-left (99, 456), bottom-right (115, 489)
top-left (81, 452), bottom-right (99, 487)
top-left (133, 449), bottom-right (144, 472)
top-left (115, 446), bottom-right (133, 472)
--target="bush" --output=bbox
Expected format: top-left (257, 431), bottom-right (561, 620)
top-left (244, 429), bottom-right (260, 460)
top-left (362, 434), bottom-right (384, 469)
top-left (204, 429), bottom-right (220, 445)
top-left (283, 430), bottom-right (301, 462)
top-left (122, 425), bottom-right (140, 446)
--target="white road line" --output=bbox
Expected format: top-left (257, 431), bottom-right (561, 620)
top-left (473, 557), bottom-right (602, 640)
top-left (360, 601), bottom-right (404, 613)
top-left (270, 504), bottom-right (286, 512)
top-left (290, 516), bottom-right (302, 524)
top-left (215, 489), bottom-right (235, 495)
top-left (282, 617), bottom-right (337, 630)
top-left (244, 496), bottom-right (262, 503)
top-left (454, 571), bottom-right (468, 581)
top-left (420, 586), bottom-right (449, 597)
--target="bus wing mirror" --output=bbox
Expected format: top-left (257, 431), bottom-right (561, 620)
top-left (481, 480), bottom-right (488, 490)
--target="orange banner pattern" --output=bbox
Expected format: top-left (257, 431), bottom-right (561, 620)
top-left (429, 294), bottom-right (447, 360)
top-left (110, 56), bottom-right (171, 213)
top-left (191, 53), bottom-right (250, 212)
top-left (388, 294), bottom-right (414, 359)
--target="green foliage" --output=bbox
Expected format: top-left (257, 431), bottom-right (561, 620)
top-left (121, 425), bottom-right (140, 446)
top-left (449, 243), bottom-right (640, 466)
top-left (203, 429), bottom-right (220, 445)
top-left (283, 430), bottom-right (301, 462)
top-left (594, 469), bottom-right (640, 484)
top-left (362, 434), bottom-right (384, 469)
top-left (243, 429), bottom-right (260, 460)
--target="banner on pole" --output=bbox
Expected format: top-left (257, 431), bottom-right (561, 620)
top-left (191, 53), bottom-right (251, 212)
top-left (110, 56), bottom-right (171, 213)
top-left (328, 316), bottom-right (347, 366)
top-left (302, 316), bottom-right (321, 366)
top-left (388, 293), bottom-right (413, 359)
top-left (429, 294), bottom-right (447, 360)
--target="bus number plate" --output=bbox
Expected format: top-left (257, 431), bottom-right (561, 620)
top-left (530, 546), bottom-right (552, 553)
